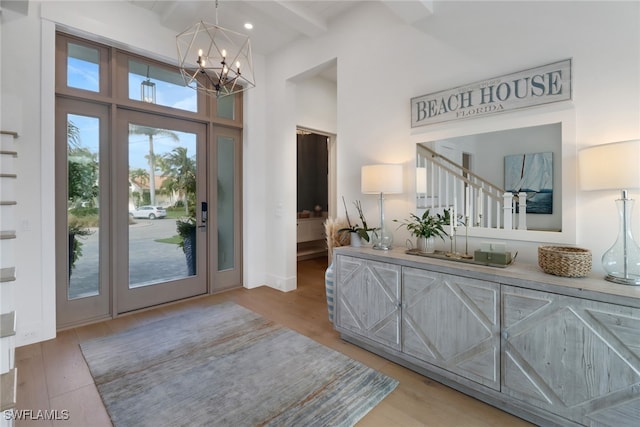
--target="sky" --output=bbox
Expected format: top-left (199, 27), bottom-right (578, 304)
top-left (67, 56), bottom-right (197, 171)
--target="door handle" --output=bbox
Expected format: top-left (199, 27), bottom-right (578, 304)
top-left (201, 201), bottom-right (208, 224)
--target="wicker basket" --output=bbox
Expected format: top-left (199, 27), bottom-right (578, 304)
top-left (538, 246), bottom-right (592, 278)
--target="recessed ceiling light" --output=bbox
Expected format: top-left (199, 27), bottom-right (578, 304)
top-left (244, 22), bottom-right (253, 30)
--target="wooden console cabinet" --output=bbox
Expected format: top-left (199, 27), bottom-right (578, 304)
top-left (334, 247), bottom-right (640, 427)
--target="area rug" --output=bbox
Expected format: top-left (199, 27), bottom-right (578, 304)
top-left (80, 302), bottom-right (398, 427)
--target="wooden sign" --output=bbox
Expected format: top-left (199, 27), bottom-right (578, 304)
top-left (411, 59), bottom-right (572, 127)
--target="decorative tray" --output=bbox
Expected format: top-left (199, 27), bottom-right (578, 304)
top-left (405, 249), bottom-right (515, 268)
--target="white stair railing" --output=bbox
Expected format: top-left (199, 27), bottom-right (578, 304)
top-left (417, 145), bottom-right (527, 230)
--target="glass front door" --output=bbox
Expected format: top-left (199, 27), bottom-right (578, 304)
top-left (57, 104), bottom-right (209, 323)
top-left (116, 111), bottom-right (207, 313)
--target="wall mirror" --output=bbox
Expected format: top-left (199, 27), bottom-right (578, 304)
top-left (413, 109), bottom-right (577, 245)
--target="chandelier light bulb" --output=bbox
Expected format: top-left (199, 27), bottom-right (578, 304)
top-left (176, 18), bottom-right (256, 97)
top-left (197, 49), bottom-right (204, 67)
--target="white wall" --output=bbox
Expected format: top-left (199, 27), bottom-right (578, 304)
top-left (242, 54), bottom-right (268, 289)
top-left (2, 4), bottom-right (55, 345)
top-left (263, 0), bottom-right (640, 289)
top-left (295, 74), bottom-right (337, 134)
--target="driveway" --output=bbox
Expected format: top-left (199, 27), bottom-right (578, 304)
top-left (69, 218), bottom-right (191, 299)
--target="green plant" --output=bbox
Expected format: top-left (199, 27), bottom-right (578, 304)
top-left (67, 149), bottom-right (99, 204)
top-left (338, 197), bottom-right (373, 242)
top-left (68, 217), bottom-right (93, 273)
top-left (176, 216), bottom-right (196, 252)
top-left (394, 209), bottom-right (450, 240)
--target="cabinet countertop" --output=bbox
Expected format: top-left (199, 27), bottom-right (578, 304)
top-left (334, 246), bottom-right (640, 308)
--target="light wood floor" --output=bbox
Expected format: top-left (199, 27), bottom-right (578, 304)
top-left (14, 258), bottom-right (533, 427)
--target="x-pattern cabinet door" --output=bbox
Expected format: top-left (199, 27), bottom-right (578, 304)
top-left (502, 285), bottom-right (640, 426)
top-left (402, 267), bottom-right (501, 390)
top-left (335, 255), bottom-right (401, 350)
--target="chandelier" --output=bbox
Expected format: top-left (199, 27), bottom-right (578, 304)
top-left (176, 0), bottom-right (255, 98)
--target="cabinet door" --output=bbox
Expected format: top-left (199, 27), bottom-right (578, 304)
top-left (502, 285), bottom-right (640, 426)
top-left (335, 255), bottom-right (401, 350)
top-left (297, 218), bottom-right (325, 243)
top-left (402, 267), bottom-right (500, 390)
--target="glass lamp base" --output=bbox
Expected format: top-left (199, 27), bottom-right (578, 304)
top-left (373, 243), bottom-right (392, 250)
top-left (605, 274), bottom-right (640, 286)
top-left (602, 194), bottom-right (640, 286)
top-left (372, 227), bottom-right (393, 250)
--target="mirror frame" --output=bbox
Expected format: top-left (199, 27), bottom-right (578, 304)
top-left (411, 106), bottom-right (577, 245)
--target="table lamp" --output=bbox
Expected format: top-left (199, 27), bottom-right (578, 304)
top-left (578, 139), bottom-right (640, 285)
top-left (361, 164), bottom-right (403, 250)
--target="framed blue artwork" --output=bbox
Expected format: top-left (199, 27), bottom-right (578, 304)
top-left (504, 152), bottom-right (553, 214)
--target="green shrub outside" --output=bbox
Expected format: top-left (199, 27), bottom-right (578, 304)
top-left (68, 209), bottom-right (99, 228)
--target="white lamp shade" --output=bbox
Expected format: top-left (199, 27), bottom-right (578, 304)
top-left (416, 167), bottom-right (427, 194)
top-left (579, 140), bottom-right (640, 191)
top-left (361, 164), bottom-right (403, 194)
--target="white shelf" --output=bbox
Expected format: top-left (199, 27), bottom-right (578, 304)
top-left (0, 268), bottom-right (15, 283)
top-left (0, 130), bottom-right (17, 419)
top-left (0, 312), bottom-right (15, 338)
top-left (0, 231), bottom-right (15, 240)
top-left (0, 368), bottom-right (16, 411)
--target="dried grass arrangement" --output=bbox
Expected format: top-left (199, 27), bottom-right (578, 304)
top-left (325, 217), bottom-right (349, 260)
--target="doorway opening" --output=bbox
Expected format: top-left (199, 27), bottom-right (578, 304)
top-left (296, 128), bottom-right (335, 261)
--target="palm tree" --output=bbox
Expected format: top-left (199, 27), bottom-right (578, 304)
top-left (160, 146), bottom-right (196, 215)
top-left (67, 121), bottom-right (81, 151)
top-left (129, 168), bottom-right (149, 208)
top-left (129, 124), bottom-right (179, 205)
top-left (129, 168), bottom-right (149, 186)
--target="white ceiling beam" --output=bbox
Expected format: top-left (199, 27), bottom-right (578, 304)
top-left (380, 0), bottom-right (434, 25)
top-left (1, 0), bottom-right (29, 15)
top-left (156, 1), bottom-right (211, 30)
top-left (249, 0), bottom-right (328, 38)
top-left (157, 1), bottom-right (184, 24)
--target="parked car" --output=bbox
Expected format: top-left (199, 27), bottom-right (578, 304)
top-left (129, 206), bottom-right (167, 219)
